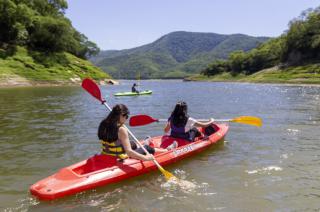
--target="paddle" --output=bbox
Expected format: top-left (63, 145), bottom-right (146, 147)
top-left (129, 114), bottom-right (263, 127)
top-left (81, 78), bottom-right (176, 181)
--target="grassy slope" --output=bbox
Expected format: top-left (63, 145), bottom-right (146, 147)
top-left (186, 64), bottom-right (320, 84)
top-left (0, 46), bottom-right (110, 84)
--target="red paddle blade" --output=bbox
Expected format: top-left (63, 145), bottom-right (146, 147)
top-left (81, 78), bottom-right (103, 103)
top-left (129, 115), bottom-right (158, 127)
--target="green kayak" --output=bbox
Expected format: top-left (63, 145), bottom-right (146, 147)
top-left (114, 90), bottom-right (152, 96)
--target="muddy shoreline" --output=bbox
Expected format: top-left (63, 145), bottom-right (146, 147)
top-left (0, 77), bottom-right (118, 88)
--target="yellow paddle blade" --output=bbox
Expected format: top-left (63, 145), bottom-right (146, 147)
top-left (231, 116), bottom-right (263, 127)
top-left (159, 167), bottom-right (177, 181)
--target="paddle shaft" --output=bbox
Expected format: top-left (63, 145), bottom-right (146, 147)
top-left (157, 119), bottom-right (231, 122)
top-left (102, 102), bottom-right (163, 169)
top-left (129, 114), bottom-right (261, 128)
top-left (152, 116), bottom-right (261, 127)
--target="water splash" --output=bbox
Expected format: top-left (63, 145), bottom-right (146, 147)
top-left (287, 129), bottom-right (300, 136)
top-left (3, 197), bottom-right (39, 212)
top-left (160, 169), bottom-right (205, 193)
top-left (246, 166), bottom-right (283, 175)
top-left (161, 177), bottom-right (197, 192)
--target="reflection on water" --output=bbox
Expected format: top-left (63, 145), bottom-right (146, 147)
top-left (1, 81), bottom-right (320, 211)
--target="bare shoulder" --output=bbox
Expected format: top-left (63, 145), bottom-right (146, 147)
top-left (118, 126), bottom-right (128, 134)
top-left (188, 117), bottom-right (198, 123)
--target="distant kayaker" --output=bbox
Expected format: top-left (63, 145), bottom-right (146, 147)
top-left (131, 83), bottom-right (139, 93)
top-left (98, 104), bottom-right (169, 162)
top-left (164, 101), bottom-right (215, 142)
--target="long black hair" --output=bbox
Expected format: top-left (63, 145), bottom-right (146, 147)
top-left (170, 101), bottom-right (189, 127)
top-left (98, 104), bottom-right (129, 141)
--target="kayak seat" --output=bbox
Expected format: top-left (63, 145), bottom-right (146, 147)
top-left (160, 124), bottom-right (220, 148)
top-left (203, 125), bottom-right (218, 136)
top-left (160, 135), bottom-right (189, 149)
top-left (73, 154), bottom-right (117, 175)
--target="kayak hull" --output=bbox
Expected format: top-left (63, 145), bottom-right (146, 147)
top-left (114, 90), bottom-right (152, 96)
top-left (30, 124), bottom-right (228, 200)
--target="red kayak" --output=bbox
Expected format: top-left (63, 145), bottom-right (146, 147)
top-left (30, 123), bottom-right (228, 200)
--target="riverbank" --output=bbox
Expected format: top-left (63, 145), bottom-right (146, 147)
top-left (186, 64), bottom-right (320, 85)
top-left (0, 74), bottom-right (118, 88)
top-left (0, 46), bottom-right (112, 88)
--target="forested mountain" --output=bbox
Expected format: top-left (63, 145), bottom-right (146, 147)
top-left (201, 6), bottom-right (320, 81)
top-left (92, 31), bottom-right (269, 79)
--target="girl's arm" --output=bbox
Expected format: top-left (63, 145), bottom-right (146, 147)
top-left (194, 118), bottom-right (215, 127)
top-left (164, 122), bottom-right (170, 133)
top-left (119, 127), bottom-right (153, 161)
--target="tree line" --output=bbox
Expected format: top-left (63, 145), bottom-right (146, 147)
top-left (202, 6), bottom-right (320, 76)
top-left (0, 0), bottom-right (99, 59)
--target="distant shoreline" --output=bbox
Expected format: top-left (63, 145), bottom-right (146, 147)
top-left (0, 78), bottom-right (182, 88)
top-left (184, 65), bottom-right (320, 87)
top-left (0, 78), bottom-right (80, 88)
top-left (0, 76), bottom-right (118, 88)
top-left (1, 77), bottom-right (320, 88)
top-left (183, 79), bottom-right (320, 87)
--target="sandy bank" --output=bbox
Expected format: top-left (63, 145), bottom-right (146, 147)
top-left (0, 75), bottom-right (118, 88)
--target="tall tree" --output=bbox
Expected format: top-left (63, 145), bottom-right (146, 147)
top-left (0, 0), bottom-right (99, 58)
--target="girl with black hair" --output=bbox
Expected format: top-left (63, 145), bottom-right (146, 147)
top-left (164, 101), bottom-right (215, 142)
top-left (98, 104), bottom-right (167, 161)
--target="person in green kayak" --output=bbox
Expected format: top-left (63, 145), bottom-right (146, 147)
top-left (131, 83), bottom-right (139, 93)
top-left (98, 104), bottom-right (171, 162)
top-left (164, 101), bottom-right (215, 142)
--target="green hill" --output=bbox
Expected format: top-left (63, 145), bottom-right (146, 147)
top-left (0, 46), bottom-right (110, 86)
top-left (0, 0), bottom-right (109, 86)
top-left (92, 31), bottom-right (269, 79)
top-left (196, 6), bottom-right (320, 84)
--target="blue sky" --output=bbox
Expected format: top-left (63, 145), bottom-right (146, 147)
top-left (66, 0), bottom-right (319, 50)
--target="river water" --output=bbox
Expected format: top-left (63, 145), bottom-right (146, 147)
top-left (0, 80), bottom-right (319, 211)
